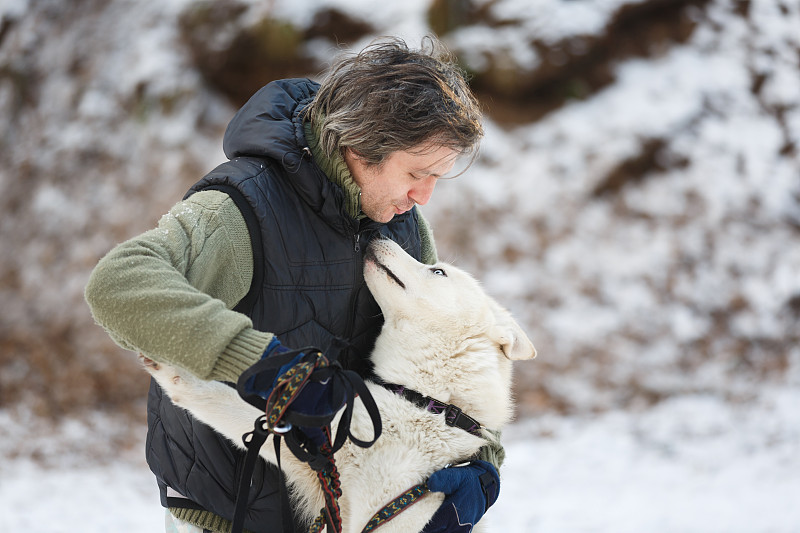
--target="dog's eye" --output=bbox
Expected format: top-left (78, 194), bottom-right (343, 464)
top-left (430, 268), bottom-right (447, 277)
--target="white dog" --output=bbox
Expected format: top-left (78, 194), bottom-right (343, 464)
top-left (143, 238), bottom-right (536, 532)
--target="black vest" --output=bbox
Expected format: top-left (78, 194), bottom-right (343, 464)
top-left (145, 90), bottom-right (421, 531)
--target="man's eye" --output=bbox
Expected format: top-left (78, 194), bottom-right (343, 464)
top-left (430, 268), bottom-right (447, 277)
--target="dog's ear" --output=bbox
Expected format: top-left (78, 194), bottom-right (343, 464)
top-left (489, 307), bottom-right (536, 360)
top-left (490, 323), bottom-right (537, 360)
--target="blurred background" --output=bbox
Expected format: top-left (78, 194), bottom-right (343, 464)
top-left (1, 0), bottom-right (798, 531)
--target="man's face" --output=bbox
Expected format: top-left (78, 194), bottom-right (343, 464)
top-left (344, 143), bottom-right (460, 223)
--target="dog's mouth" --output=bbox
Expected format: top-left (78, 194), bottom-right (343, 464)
top-left (378, 261), bottom-right (405, 289)
top-left (365, 248), bottom-right (406, 289)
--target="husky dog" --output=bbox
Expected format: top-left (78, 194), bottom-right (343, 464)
top-left (143, 238), bottom-right (536, 532)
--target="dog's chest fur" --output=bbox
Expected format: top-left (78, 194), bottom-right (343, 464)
top-left (332, 384), bottom-right (488, 531)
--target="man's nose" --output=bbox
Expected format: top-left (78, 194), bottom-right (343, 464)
top-left (408, 176), bottom-right (438, 206)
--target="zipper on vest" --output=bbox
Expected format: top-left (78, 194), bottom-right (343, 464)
top-left (344, 221), bottom-right (371, 361)
top-left (341, 228), bottom-right (363, 368)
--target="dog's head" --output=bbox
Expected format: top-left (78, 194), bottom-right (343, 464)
top-left (364, 238), bottom-right (535, 358)
top-left (363, 238), bottom-right (535, 424)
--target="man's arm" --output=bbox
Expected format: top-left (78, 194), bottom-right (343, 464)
top-left (416, 208), bottom-right (438, 265)
top-left (84, 190), bottom-right (271, 382)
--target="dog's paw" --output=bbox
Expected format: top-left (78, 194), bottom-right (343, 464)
top-left (139, 354), bottom-right (160, 371)
top-left (138, 354), bottom-right (190, 401)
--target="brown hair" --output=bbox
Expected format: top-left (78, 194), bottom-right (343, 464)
top-left (305, 36), bottom-right (483, 168)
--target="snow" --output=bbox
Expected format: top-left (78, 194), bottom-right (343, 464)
top-left (425, 0), bottom-right (800, 409)
top-left (492, 387), bottom-right (800, 532)
top-left (2, 0), bottom-right (799, 530)
top-left (2, 386), bottom-right (798, 531)
top-left (0, 459), bottom-right (163, 532)
top-left (487, 0), bottom-right (648, 43)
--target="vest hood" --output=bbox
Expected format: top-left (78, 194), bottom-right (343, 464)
top-left (222, 78), bottom-right (320, 173)
top-left (221, 78), bottom-right (352, 228)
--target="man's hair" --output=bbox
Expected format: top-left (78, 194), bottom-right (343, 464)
top-left (305, 36), bottom-right (483, 168)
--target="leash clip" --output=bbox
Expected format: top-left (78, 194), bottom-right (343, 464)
top-left (272, 420), bottom-right (293, 434)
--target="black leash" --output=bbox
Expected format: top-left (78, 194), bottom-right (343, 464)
top-left (232, 345), bottom-right (382, 533)
top-left (232, 414), bottom-right (277, 533)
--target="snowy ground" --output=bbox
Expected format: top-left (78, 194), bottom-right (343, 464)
top-left (2, 386), bottom-right (798, 532)
top-left (1, 0), bottom-right (798, 531)
top-left (494, 387), bottom-right (800, 533)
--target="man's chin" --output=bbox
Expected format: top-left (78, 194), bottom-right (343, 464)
top-left (367, 209), bottom-right (398, 224)
top-left (364, 211), bottom-right (393, 224)
top-left (363, 204), bottom-right (410, 223)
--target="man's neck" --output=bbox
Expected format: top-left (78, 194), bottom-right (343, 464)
top-left (303, 120), bottom-right (364, 220)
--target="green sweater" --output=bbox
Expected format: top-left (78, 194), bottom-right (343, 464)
top-left (84, 126), bottom-right (437, 383)
top-left (85, 126), bottom-right (503, 531)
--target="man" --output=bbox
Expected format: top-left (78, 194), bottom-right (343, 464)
top-left (86, 37), bottom-right (503, 533)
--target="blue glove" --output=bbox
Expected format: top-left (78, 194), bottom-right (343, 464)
top-left (422, 461), bottom-right (500, 533)
top-left (243, 337), bottom-right (296, 399)
top-left (244, 337), bottom-right (341, 446)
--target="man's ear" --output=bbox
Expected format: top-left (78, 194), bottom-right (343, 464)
top-left (344, 147), bottom-right (366, 161)
top-left (488, 307), bottom-right (536, 360)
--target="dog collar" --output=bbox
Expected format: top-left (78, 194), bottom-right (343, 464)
top-left (375, 380), bottom-right (484, 438)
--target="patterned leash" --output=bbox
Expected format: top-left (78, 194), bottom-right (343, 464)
top-left (361, 482), bottom-right (431, 532)
top-left (267, 354), bottom-right (345, 532)
top-left (234, 346), bottom-right (382, 533)
top-left (233, 352), bottom-right (323, 533)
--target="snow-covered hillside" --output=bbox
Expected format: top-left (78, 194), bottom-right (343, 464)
top-left (1, 0), bottom-right (798, 531)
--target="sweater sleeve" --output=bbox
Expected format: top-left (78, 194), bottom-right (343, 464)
top-left (475, 429), bottom-right (506, 471)
top-left (85, 190), bottom-right (271, 382)
top-left (415, 208), bottom-right (438, 265)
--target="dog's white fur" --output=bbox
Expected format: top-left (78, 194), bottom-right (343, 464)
top-left (143, 238), bottom-right (535, 532)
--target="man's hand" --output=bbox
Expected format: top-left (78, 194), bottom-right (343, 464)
top-left (243, 337), bottom-right (341, 446)
top-left (422, 460), bottom-right (500, 532)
